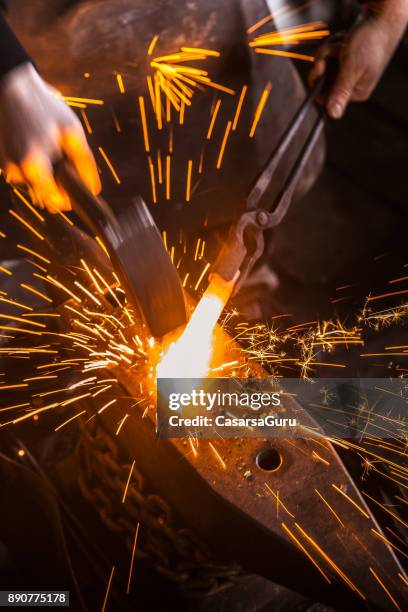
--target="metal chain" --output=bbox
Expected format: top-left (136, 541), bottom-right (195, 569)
top-left (76, 416), bottom-right (242, 596)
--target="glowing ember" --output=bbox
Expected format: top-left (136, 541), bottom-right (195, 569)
top-left (156, 273), bottom-right (236, 379)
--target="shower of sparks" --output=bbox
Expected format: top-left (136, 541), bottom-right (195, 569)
top-left (148, 46), bottom-right (235, 126)
top-left (226, 318), bottom-right (364, 379)
top-left (248, 21), bottom-right (330, 62)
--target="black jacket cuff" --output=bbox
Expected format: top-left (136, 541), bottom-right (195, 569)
top-left (0, 12), bottom-right (32, 81)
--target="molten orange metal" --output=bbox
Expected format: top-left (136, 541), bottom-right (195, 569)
top-left (156, 273), bottom-right (236, 379)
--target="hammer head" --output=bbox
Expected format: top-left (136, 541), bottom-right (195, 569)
top-left (115, 197), bottom-right (187, 337)
top-left (54, 160), bottom-right (187, 338)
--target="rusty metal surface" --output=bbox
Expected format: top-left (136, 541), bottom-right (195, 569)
top-left (102, 328), bottom-right (406, 610)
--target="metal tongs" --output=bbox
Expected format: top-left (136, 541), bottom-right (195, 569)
top-left (212, 72), bottom-right (331, 294)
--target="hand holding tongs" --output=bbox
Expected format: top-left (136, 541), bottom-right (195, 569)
top-left (212, 62), bottom-right (336, 294)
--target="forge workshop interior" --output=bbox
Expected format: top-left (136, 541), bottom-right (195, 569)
top-left (0, 1), bottom-right (407, 611)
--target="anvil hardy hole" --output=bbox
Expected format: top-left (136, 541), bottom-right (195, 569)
top-left (256, 447), bottom-right (282, 472)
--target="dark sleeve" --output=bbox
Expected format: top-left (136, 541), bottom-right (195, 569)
top-left (0, 7), bottom-right (32, 80)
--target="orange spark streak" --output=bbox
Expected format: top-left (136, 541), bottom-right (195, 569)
top-left (166, 95), bottom-right (171, 122)
top-left (116, 414), bottom-right (129, 436)
top-left (80, 259), bottom-right (103, 294)
top-left (194, 262), bottom-right (211, 291)
top-left (55, 410), bottom-right (86, 432)
top-left (116, 73), bottom-right (125, 94)
top-left (98, 398), bottom-right (117, 414)
top-left (20, 283), bottom-right (52, 303)
top-left (0, 383), bottom-right (28, 391)
top-left (181, 47), bottom-right (220, 57)
top-left (194, 238), bottom-right (201, 261)
top-left (179, 100), bottom-right (185, 124)
top-left (0, 265), bottom-right (11, 276)
top-left (281, 522), bottom-right (331, 582)
top-left (166, 155), bottom-right (171, 201)
top-left (126, 522), bottom-right (140, 594)
top-left (0, 313), bottom-right (44, 328)
top-left (255, 49), bottom-right (315, 62)
top-left (249, 83), bottom-right (272, 138)
top-left (9, 210), bottom-right (44, 241)
top-left (295, 523), bottom-right (365, 598)
top-left (206, 99), bottom-right (221, 139)
top-left (111, 109), bottom-right (121, 133)
top-left (369, 568), bottom-right (401, 611)
top-left (265, 484), bottom-right (294, 517)
top-left (314, 489), bottom-right (344, 527)
top-left (0, 296), bottom-right (32, 311)
top-left (101, 566), bottom-right (115, 612)
top-left (80, 109), bottom-right (93, 134)
top-left (74, 281), bottom-right (102, 306)
top-left (16, 244), bottom-right (50, 264)
top-left (63, 96), bottom-right (104, 105)
top-left (122, 460), bottom-right (135, 503)
top-left (216, 121), bottom-right (232, 169)
top-left (169, 127), bottom-right (174, 153)
top-left (157, 150), bottom-right (163, 184)
top-left (13, 188), bottom-right (45, 222)
top-left (209, 442), bottom-right (227, 469)
top-left (147, 34), bottom-right (159, 56)
top-left (198, 146), bottom-right (205, 174)
top-left (232, 85), bottom-right (248, 131)
top-left (331, 484), bottom-right (370, 518)
top-left (247, 14), bottom-right (273, 34)
top-left (146, 75), bottom-right (156, 110)
top-left (154, 77), bottom-right (163, 129)
top-left (148, 156), bottom-right (157, 204)
top-left (92, 269), bottom-right (122, 308)
top-left (138, 96), bottom-right (151, 153)
top-left (98, 147), bottom-right (121, 184)
top-left (185, 160), bottom-right (193, 202)
top-left (371, 529), bottom-right (408, 561)
top-left (368, 289), bottom-right (408, 302)
top-left (43, 275), bottom-right (82, 303)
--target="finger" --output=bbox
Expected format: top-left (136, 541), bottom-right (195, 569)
top-left (350, 69), bottom-right (378, 102)
top-left (3, 162), bottom-right (44, 207)
top-left (308, 58), bottom-right (326, 88)
top-left (21, 153), bottom-right (71, 213)
top-left (327, 54), bottom-right (363, 119)
top-left (60, 128), bottom-right (101, 196)
top-left (4, 162), bottom-right (25, 185)
top-left (309, 43), bottom-right (342, 100)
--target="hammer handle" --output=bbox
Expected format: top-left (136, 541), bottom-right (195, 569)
top-left (54, 158), bottom-right (121, 244)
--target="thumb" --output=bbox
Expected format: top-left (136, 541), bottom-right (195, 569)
top-left (327, 55), bottom-right (361, 119)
